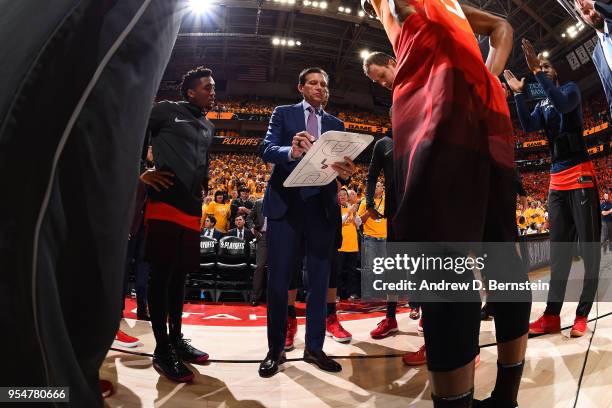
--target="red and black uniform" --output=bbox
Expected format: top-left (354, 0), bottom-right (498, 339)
top-left (384, 0), bottom-right (531, 372)
top-left (144, 100), bottom-right (214, 352)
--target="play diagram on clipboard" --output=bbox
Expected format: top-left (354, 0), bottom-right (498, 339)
top-left (283, 131), bottom-right (374, 187)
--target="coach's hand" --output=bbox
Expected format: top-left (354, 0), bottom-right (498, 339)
top-left (332, 156), bottom-right (357, 181)
top-left (291, 131), bottom-right (315, 159)
top-left (140, 168), bottom-right (174, 192)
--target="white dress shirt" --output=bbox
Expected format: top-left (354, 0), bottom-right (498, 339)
top-left (236, 228), bottom-right (245, 240)
top-left (288, 100), bottom-right (324, 161)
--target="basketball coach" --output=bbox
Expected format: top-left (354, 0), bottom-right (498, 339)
top-left (258, 67), bottom-right (357, 377)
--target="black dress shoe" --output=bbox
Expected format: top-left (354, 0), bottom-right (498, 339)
top-left (172, 334), bottom-right (209, 364)
top-left (258, 351), bottom-right (286, 378)
top-left (303, 349), bottom-right (342, 373)
top-left (153, 345), bottom-right (194, 383)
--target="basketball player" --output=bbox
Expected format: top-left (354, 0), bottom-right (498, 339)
top-left (504, 41), bottom-right (601, 338)
top-left (141, 66), bottom-right (215, 382)
top-left (361, 0), bottom-right (531, 406)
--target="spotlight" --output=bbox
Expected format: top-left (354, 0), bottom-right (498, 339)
top-left (312, 1), bottom-right (318, 6)
top-left (281, 39), bottom-right (287, 45)
top-left (358, 10), bottom-right (365, 17)
top-left (272, 37), bottom-right (281, 45)
top-left (320, 1), bottom-right (327, 8)
top-left (288, 40), bottom-right (295, 46)
top-left (189, 0), bottom-right (214, 14)
top-left (304, 0), bottom-right (311, 5)
top-left (296, 40), bottom-right (302, 46)
top-left (288, 0), bottom-right (296, 3)
top-left (338, 6), bottom-right (345, 11)
top-left (345, 7), bottom-right (351, 13)
top-left (542, 51), bottom-right (550, 58)
top-left (360, 49), bottom-right (370, 59)
top-left (562, 33), bottom-right (566, 38)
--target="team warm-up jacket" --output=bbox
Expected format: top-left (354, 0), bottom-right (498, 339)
top-left (144, 100), bottom-right (215, 216)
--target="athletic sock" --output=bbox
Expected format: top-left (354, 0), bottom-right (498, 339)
top-left (287, 305), bottom-right (297, 319)
top-left (490, 360), bottom-right (524, 404)
top-left (327, 302), bottom-right (336, 316)
top-left (386, 302), bottom-right (397, 319)
top-left (431, 389), bottom-right (473, 408)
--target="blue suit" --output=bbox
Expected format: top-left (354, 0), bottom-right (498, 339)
top-left (591, 7), bottom-right (612, 114)
top-left (261, 102), bottom-right (344, 354)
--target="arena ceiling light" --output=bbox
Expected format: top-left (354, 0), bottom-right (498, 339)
top-left (360, 49), bottom-right (370, 59)
top-left (358, 10), bottom-right (365, 17)
top-left (189, 0), bottom-right (215, 14)
top-left (338, 5), bottom-right (351, 13)
top-left (542, 51), bottom-right (550, 58)
top-left (272, 37), bottom-right (302, 47)
top-left (320, 2), bottom-right (328, 9)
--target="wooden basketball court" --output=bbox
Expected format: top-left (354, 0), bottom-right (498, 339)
top-left (102, 260), bottom-right (612, 408)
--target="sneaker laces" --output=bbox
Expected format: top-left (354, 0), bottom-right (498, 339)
top-left (176, 337), bottom-right (197, 353)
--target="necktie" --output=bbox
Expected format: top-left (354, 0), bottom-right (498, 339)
top-left (306, 106), bottom-right (319, 140)
top-left (301, 106), bottom-right (321, 200)
top-left (238, 230), bottom-right (242, 240)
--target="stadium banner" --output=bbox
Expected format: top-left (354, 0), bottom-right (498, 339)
top-left (217, 136), bottom-right (261, 147)
top-left (583, 122), bottom-right (608, 135)
top-left (344, 121), bottom-right (388, 134)
top-left (207, 111), bottom-right (234, 120)
top-left (522, 140), bottom-right (547, 148)
top-left (588, 144), bottom-right (604, 154)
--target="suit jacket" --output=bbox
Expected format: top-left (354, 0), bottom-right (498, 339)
top-left (591, 11), bottom-right (612, 115)
top-left (201, 228), bottom-right (222, 241)
top-left (249, 198), bottom-right (266, 233)
top-left (225, 227), bottom-right (255, 242)
top-left (260, 102), bottom-right (345, 221)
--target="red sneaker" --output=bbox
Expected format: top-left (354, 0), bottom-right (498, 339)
top-left (417, 318), bottom-right (423, 335)
top-left (100, 380), bottom-right (114, 399)
top-left (402, 345), bottom-right (426, 366)
top-left (370, 317), bottom-right (399, 339)
top-left (113, 330), bottom-right (139, 348)
top-left (528, 314), bottom-right (561, 335)
top-left (285, 316), bottom-right (298, 351)
top-left (570, 315), bottom-right (588, 337)
top-left (326, 314), bottom-right (352, 343)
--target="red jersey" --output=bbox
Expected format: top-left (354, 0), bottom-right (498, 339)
top-left (385, 0), bottom-right (517, 242)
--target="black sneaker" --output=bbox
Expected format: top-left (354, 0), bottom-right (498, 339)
top-left (173, 334), bottom-right (210, 364)
top-left (153, 345), bottom-right (194, 383)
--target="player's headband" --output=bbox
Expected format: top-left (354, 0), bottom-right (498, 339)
top-left (361, 0), bottom-right (377, 18)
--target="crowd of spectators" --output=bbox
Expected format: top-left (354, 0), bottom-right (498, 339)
top-left (204, 151), bottom-right (610, 234)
